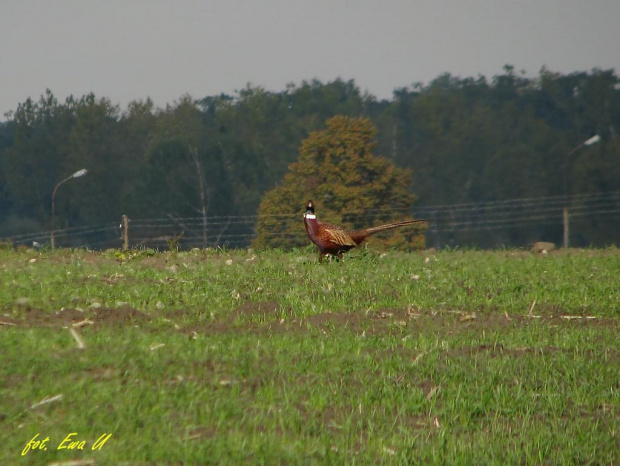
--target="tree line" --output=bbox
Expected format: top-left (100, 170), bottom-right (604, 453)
top-left (1, 65), bottom-right (619, 248)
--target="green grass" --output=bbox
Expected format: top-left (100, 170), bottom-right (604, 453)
top-left (1, 247), bottom-right (619, 464)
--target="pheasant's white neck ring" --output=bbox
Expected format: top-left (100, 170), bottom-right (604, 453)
top-left (304, 214), bottom-right (316, 219)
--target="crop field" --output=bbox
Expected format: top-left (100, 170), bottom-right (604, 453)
top-left (1, 246), bottom-right (619, 465)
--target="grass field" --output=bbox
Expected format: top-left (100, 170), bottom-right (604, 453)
top-left (1, 246), bottom-right (619, 465)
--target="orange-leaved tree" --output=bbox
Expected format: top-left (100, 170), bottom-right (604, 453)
top-left (254, 115), bottom-right (426, 250)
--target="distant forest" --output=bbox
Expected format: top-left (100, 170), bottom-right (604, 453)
top-left (1, 66), bottom-right (619, 248)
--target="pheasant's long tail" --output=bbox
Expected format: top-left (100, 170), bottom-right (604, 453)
top-left (364, 219), bottom-right (427, 235)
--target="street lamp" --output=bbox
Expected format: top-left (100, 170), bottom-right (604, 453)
top-left (562, 135), bottom-right (600, 248)
top-left (51, 169), bottom-right (88, 250)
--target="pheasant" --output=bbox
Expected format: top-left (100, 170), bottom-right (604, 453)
top-left (303, 200), bottom-right (426, 262)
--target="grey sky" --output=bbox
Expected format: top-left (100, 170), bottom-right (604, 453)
top-left (2, 0), bottom-right (619, 117)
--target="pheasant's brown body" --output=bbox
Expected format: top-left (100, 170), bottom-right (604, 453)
top-left (303, 200), bottom-right (426, 262)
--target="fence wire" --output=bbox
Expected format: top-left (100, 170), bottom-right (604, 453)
top-left (2, 191), bottom-right (619, 250)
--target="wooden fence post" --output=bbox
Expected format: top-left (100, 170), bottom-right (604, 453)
top-left (121, 215), bottom-right (129, 250)
top-left (562, 206), bottom-right (569, 249)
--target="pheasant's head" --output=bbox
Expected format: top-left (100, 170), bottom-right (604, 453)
top-left (304, 200), bottom-right (316, 219)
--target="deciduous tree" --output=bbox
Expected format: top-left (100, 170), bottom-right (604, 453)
top-left (254, 116), bottom-right (425, 250)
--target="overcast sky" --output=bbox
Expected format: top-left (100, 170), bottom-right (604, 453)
top-left (2, 0), bottom-right (619, 117)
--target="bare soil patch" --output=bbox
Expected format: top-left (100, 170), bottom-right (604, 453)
top-left (233, 300), bottom-right (281, 319)
top-left (3, 303), bottom-right (617, 340)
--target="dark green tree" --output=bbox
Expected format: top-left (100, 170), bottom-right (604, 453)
top-left (141, 96), bottom-right (234, 245)
top-left (62, 94), bottom-right (122, 225)
top-left (2, 91), bottom-right (76, 226)
top-left (0, 120), bottom-right (14, 220)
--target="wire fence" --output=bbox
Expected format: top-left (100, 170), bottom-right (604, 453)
top-left (2, 191), bottom-right (619, 250)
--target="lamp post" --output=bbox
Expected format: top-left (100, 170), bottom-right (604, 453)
top-left (51, 169), bottom-right (88, 250)
top-left (562, 135), bottom-right (600, 248)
